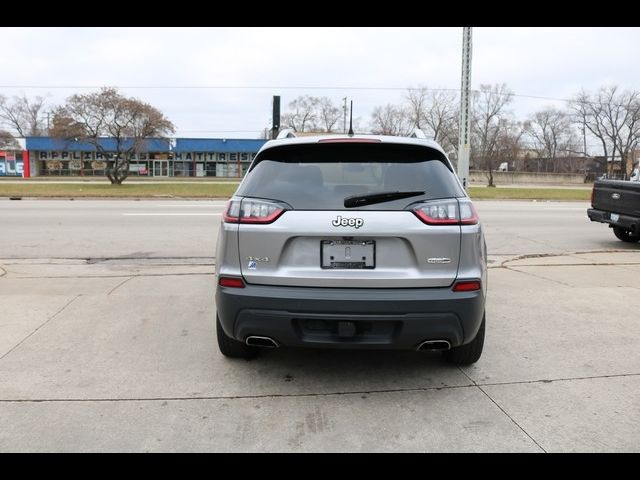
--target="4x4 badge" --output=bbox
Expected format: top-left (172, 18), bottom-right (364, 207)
top-left (332, 215), bottom-right (364, 229)
top-left (427, 257), bottom-right (451, 264)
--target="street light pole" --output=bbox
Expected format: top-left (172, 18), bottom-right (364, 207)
top-left (457, 27), bottom-right (473, 191)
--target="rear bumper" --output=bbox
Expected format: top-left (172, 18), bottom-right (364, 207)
top-left (215, 283), bottom-right (485, 350)
top-left (588, 208), bottom-right (640, 232)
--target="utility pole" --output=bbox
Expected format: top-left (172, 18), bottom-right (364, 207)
top-left (343, 97), bottom-right (348, 134)
top-left (271, 96), bottom-right (281, 139)
top-left (457, 27), bottom-right (473, 191)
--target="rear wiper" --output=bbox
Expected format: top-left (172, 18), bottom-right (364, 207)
top-left (344, 190), bottom-right (425, 208)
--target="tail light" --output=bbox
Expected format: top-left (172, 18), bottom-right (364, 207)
top-left (218, 276), bottom-right (245, 288)
top-left (223, 198), bottom-right (287, 224)
top-left (590, 186), bottom-right (595, 206)
top-left (452, 280), bottom-right (481, 292)
top-left (412, 199), bottom-right (479, 225)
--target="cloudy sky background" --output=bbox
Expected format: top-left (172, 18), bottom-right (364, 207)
top-left (2, 27), bottom-right (639, 143)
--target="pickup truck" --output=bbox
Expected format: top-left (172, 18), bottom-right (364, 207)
top-left (588, 165), bottom-right (640, 243)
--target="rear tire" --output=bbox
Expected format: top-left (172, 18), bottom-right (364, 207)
top-left (613, 226), bottom-right (640, 243)
top-left (444, 314), bottom-right (485, 366)
top-left (216, 314), bottom-right (258, 359)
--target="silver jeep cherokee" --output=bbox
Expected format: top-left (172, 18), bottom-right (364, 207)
top-left (215, 133), bottom-right (487, 365)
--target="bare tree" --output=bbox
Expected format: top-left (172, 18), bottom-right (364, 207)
top-left (0, 129), bottom-right (20, 149)
top-left (406, 87), bottom-right (458, 152)
top-left (571, 87), bottom-right (640, 178)
top-left (317, 97), bottom-right (341, 133)
top-left (281, 96), bottom-right (343, 133)
top-left (526, 107), bottom-right (578, 173)
top-left (470, 84), bottom-right (514, 187)
top-left (599, 86), bottom-right (640, 178)
top-left (50, 87), bottom-right (174, 185)
top-left (495, 120), bottom-right (526, 172)
top-left (281, 95), bottom-right (320, 133)
top-left (570, 90), bottom-right (608, 174)
top-left (406, 87), bottom-right (429, 130)
top-left (370, 104), bottom-right (414, 136)
top-left (0, 94), bottom-right (49, 136)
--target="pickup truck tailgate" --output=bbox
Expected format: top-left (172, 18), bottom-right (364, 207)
top-left (592, 180), bottom-right (640, 217)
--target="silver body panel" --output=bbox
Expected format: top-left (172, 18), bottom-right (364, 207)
top-left (217, 134), bottom-right (485, 290)
top-left (237, 210), bottom-right (463, 288)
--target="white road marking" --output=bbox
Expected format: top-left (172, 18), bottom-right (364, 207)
top-left (157, 204), bottom-right (227, 207)
top-left (122, 213), bottom-right (222, 216)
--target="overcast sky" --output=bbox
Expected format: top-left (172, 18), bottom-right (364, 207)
top-left (2, 27), bottom-right (639, 140)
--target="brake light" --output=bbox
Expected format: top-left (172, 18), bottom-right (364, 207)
top-left (223, 198), bottom-right (286, 224)
top-left (591, 186), bottom-right (595, 206)
top-left (318, 138), bottom-right (382, 143)
top-left (218, 276), bottom-right (245, 288)
top-left (412, 199), bottom-right (478, 225)
top-left (452, 280), bottom-right (481, 292)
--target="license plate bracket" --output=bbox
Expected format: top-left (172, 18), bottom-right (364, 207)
top-left (321, 240), bottom-right (375, 269)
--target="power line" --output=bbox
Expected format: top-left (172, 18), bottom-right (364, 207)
top-left (1, 83), bottom-right (632, 108)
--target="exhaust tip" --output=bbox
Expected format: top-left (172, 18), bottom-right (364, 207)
top-left (417, 340), bottom-right (451, 352)
top-left (245, 336), bottom-right (279, 348)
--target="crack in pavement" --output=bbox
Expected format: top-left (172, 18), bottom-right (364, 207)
top-left (0, 295), bottom-right (81, 363)
top-left (0, 256), bottom-right (216, 264)
top-left (6, 272), bottom-right (215, 280)
top-left (107, 276), bottom-right (135, 295)
top-left (1, 371), bottom-right (637, 404)
top-left (503, 266), bottom-right (572, 287)
top-left (497, 249), bottom-right (640, 268)
top-left (457, 367), bottom-right (547, 453)
top-left (501, 262), bottom-right (640, 267)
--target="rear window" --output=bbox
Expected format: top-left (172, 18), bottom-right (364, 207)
top-left (236, 143), bottom-right (465, 210)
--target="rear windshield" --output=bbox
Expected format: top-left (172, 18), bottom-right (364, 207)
top-left (236, 143), bottom-right (465, 210)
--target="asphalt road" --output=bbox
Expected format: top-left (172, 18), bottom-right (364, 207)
top-left (0, 199), bottom-right (634, 260)
top-left (0, 199), bottom-right (639, 452)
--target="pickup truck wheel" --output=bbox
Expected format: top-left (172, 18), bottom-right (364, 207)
top-left (613, 226), bottom-right (640, 243)
top-left (216, 315), bottom-right (258, 359)
top-left (444, 314), bottom-right (485, 366)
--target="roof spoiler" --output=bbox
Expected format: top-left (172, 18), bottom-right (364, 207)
top-left (276, 128), bottom-right (297, 139)
top-left (410, 128), bottom-right (428, 139)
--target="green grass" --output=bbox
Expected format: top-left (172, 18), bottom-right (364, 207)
top-left (0, 183), bottom-right (591, 201)
top-left (468, 186), bottom-right (591, 201)
top-left (0, 183), bottom-right (241, 198)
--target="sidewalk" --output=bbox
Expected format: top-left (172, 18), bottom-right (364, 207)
top-left (1, 250), bottom-right (639, 451)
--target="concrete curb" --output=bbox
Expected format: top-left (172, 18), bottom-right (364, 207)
top-left (498, 249), bottom-right (640, 268)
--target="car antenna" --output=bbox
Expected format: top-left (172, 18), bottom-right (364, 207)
top-left (348, 100), bottom-right (354, 136)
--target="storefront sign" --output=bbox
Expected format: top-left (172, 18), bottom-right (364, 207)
top-left (173, 152), bottom-right (254, 162)
top-left (37, 151), bottom-right (150, 161)
top-left (0, 160), bottom-right (24, 176)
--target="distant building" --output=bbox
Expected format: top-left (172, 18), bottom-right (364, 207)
top-left (10, 137), bottom-right (268, 178)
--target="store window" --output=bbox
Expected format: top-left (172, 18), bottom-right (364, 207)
top-left (0, 151), bottom-right (23, 176)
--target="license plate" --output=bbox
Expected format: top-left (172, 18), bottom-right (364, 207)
top-left (610, 213), bottom-right (620, 222)
top-left (321, 240), bottom-right (375, 269)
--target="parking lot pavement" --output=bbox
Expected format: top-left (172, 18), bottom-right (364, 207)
top-left (1, 248), bottom-right (639, 452)
top-left (0, 199), bottom-right (639, 452)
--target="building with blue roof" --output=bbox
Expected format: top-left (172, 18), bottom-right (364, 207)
top-left (15, 136), bottom-right (268, 178)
